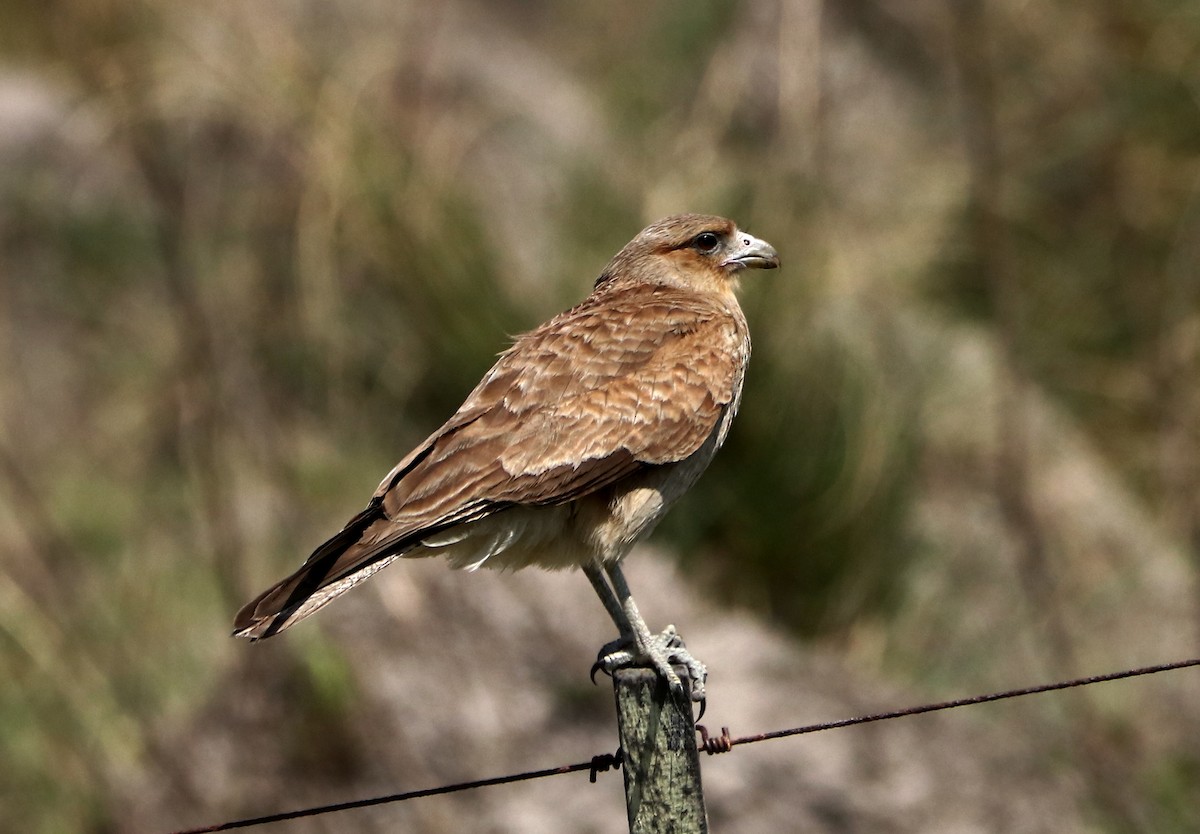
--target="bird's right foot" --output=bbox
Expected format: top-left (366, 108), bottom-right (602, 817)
top-left (590, 625), bottom-right (708, 703)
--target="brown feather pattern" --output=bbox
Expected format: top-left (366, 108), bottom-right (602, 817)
top-left (233, 213), bottom-right (777, 639)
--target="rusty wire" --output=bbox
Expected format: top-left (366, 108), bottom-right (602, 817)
top-left (169, 656), bottom-right (1200, 833)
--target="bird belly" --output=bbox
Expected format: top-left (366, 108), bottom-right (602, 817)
top-left (410, 486), bottom-right (671, 572)
top-left (414, 504), bottom-right (590, 572)
top-left (583, 418), bottom-right (731, 561)
top-left (414, 416), bottom-right (730, 573)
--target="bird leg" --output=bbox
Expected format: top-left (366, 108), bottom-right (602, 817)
top-left (585, 562), bottom-right (707, 703)
top-left (583, 562), bottom-right (631, 635)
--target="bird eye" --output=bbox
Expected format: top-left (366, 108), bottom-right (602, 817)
top-left (692, 232), bottom-right (720, 253)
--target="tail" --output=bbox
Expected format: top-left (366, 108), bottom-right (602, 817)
top-left (232, 501), bottom-right (403, 640)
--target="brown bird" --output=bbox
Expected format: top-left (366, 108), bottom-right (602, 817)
top-left (233, 214), bottom-right (779, 701)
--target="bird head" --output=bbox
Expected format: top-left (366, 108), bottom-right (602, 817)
top-left (596, 214), bottom-right (779, 295)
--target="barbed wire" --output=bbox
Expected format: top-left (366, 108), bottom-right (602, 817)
top-left (169, 656), bottom-right (1200, 834)
top-left (694, 655), bottom-right (1200, 754)
top-left (170, 752), bottom-right (623, 833)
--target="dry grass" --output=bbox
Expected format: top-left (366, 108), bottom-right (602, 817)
top-left (2, 0), bottom-right (1200, 830)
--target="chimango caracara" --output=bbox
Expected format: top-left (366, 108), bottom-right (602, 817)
top-left (234, 214), bottom-right (779, 701)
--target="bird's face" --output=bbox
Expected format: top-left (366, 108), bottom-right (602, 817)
top-left (598, 214), bottom-right (779, 296)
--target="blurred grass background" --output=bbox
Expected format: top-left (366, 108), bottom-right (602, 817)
top-left (2, 0), bottom-right (1200, 831)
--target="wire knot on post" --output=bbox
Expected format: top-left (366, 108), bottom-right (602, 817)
top-left (589, 748), bottom-right (624, 783)
top-left (697, 725), bottom-right (734, 755)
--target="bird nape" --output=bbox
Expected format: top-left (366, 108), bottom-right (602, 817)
top-left (233, 213), bottom-right (779, 702)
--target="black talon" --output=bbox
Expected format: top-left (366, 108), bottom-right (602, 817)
top-left (590, 660), bottom-right (607, 684)
top-left (696, 697), bottom-right (707, 721)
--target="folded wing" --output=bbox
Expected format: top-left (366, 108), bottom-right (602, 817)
top-left (233, 285), bottom-right (746, 638)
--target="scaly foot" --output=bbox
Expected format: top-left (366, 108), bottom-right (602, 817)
top-left (591, 624), bottom-right (708, 703)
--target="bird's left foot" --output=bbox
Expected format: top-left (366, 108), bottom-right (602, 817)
top-left (590, 625), bottom-right (708, 703)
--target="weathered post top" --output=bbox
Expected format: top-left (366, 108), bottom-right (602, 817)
top-left (612, 668), bottom-right (708, 834)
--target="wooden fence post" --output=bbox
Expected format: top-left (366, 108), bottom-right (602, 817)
top-left (611, 668), bottom-right (707, 833)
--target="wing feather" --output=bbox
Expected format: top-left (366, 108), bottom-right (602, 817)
top-left (233, 283), bottom-right (747, 637)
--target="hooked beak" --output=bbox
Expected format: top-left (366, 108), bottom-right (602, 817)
top-left (721, 232), bottom-right (780, 271)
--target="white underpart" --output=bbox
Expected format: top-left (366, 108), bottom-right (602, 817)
top-left (417, 504), bottom-right (586, 571)
top-left (462, 525), bottom-right (519, 571)
top-left (414, 403), bottom-right (741, 575)
top-left (420, 528), bottom-right (470, 547)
